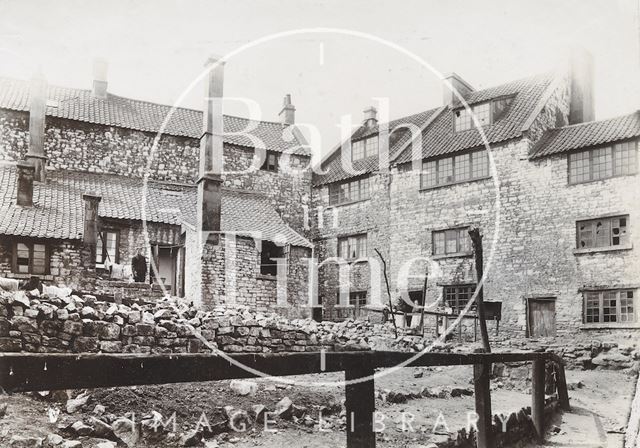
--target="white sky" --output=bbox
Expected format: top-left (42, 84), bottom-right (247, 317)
top-left (0, 0), bottom-right (639, 154)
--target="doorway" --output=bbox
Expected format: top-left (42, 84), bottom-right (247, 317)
top-left (527, 297), bottom-right (556, 337)
top-left (151, 245), bottom-right (180, 296)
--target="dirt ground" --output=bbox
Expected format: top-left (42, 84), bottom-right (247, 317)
top-left (0, 366), bottom-right (635, 447)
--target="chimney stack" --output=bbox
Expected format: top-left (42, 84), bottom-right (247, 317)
top-left (16, 161), bottom-right (35, 207)
top-left (279, 94), bottom-right (296, 125)
top-left (82, 193), bottom-right (102, 245)
top-left (363, 106), bottom-right (377, 127)
top-left (197, 56), bottom-right (225, 244)
top-left (568, 47), bottom-right (595, 125)
top-left (92, 58), bottom-right (108, 99)
top-left (442, 72), bottom-right (475, 107)
top-left (26, 71), bottom-right (47, 183)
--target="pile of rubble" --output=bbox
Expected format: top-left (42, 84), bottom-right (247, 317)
top-left (0, 289), bottom-right (406, 355)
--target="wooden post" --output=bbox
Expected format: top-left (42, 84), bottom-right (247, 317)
top-left (468, 227), bottom-right (491, 353)
top-left (474, 360), bottom-right (493, 448)
top-left (555, 363), bottom-right (571, 411)
top-left (345, 361), bottom-right (376, 448)
top-left (374, 248), bottom-right (397, 338)
top-left (531, 358), bottom-right (546, 442)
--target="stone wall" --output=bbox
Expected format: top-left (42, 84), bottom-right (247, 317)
top-left (0, 108), bottom-right (312, 235)
top-left (0, 290), bottom-right (399, 354)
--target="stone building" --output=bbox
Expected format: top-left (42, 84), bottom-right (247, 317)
top-left (312, 50), bottom-right (640, 339)
top-left (0, 61), bottom-right (313, 315)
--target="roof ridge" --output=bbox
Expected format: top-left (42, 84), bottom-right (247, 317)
top-left (547, 110), bottom-right (640, 132)
top-left (0, 74), bottom-right (290, 126)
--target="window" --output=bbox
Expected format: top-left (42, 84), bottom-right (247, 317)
top-left (328, 177), bottom-right (370, 205)
top-left (453, 97), bottom-right (513, 132)
top-left (96, 231), bottom-right (119, 267)
top-left (338, 234), bottom-right (367, 260)
top-left (13, 241), bottom-right (49, 275)
top-left (576, 215), bottom-right (629, 249)
top-left (569, 140), bottom-right (638, 184)
top-left (260, 240), bottom-right (285, 276)
top-left (444, 285), bottom-right (476, 315)
top-left (349, 291), bottom-right (367, 307)
top-left (351, 136), bottom-right (378, 161)
top-left (421, 149), bottom-right (489, 189)
top-left (433, 227), bottom-right (471, 256)
top-left (260, 151), bottom-right (279, 172)
top-left (584, 289), bottom-right (636, 324)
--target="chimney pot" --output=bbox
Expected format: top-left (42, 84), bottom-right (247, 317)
top-left (279, 94), bottom-right (296, 125)
top-left (363, 106), bottom-right (377, 126)
top-left (92, 58), bottom-right (108, 99)
top-left (442, 72), bottom-right (475, 107)
top-left (16, 161), bottom-right (35, 207)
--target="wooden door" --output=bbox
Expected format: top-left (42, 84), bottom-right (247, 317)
top-left (528, 298), bottom-right (556, 337)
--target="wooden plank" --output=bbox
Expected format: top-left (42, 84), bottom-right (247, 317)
top-left (473, 362), bottom-right (493, 448)
top-left (0, 351), bottom-right (559, 393)
top-left (531, 358), bottom-right (546, 442)
top-left (554, 363), bottom-right (571, 411)
top-left (345, 361), bottom-right (376, 448)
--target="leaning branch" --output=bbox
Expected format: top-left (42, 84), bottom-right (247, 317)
top-left (374, 248), bottom-right (398, 338)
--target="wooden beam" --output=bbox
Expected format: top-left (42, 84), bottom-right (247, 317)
top-left (474, 362), bottom-right (493, 448)
top-left (0, 351), bottom-right (561, 393)
top-left (554, 363), bottom-right (571, 411)
top-left (531, 358), bottom-right (546, 442)
top-left (345, 360), bottom-right (376, 448)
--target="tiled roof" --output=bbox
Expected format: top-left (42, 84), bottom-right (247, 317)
top-left (394, 72), bottom-right (556, 164)
top-left (530, 111), bottom-right (640, 159)
top-left (313, 108), bottom-right (441, 185)
top-left (0, 76), bottom-right (309, 156)
top-left (0, 164), bottom-right (311, 247)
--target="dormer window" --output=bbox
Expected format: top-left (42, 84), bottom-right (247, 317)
top-left (352, 136), bottom-right (378, 161)
top-left (260, 150), bottom-right (279, 172)
top-left (453, 96), bottom-right (513, 132)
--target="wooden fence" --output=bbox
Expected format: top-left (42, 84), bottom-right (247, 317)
top-left (0, 350), bottom-right (569, 448)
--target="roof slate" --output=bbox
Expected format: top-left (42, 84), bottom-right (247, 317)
top-left (530, 111), bottom-right (640, 159)
top-left (0, 165), bottom-right (311, 248)
top-left (0, 76), bottom-right (309, 156)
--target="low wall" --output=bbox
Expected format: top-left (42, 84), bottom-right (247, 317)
top-left (0, 290), bottom-right (403, 355)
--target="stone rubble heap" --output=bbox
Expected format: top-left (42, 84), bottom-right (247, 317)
top-left (0, 290), bottom-right (406, 355)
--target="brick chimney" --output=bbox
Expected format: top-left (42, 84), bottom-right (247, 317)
top-left (568, 47), bottom-right (595, 125)
top-left (15, 161), bottom-right (35, 207)
top-left (82, 193), bottom-right (102, 246)
top-left (363, 106), bottom-right (377, 127)
top-left (92, 58), bottom-right (108, 99)
top-left (442, 72), bottom-right (475, 107)
top-left (197, 56), bottom-right (224, 244)
top-left (26, 71), bottom-right (47, 183)
top-left (279, 94), bottom-right (296, 125)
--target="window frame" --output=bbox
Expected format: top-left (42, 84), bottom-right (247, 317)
top-left (583, 289), bottom-right (637, 325)
top-left (432, 226), bottom-right (472, 257)
top-left (260, 150), bottom-right (279, 172)
top-left (453, 96), bottom-right (514, 132)
top-left (575, 215), bottom-right (630, 251)
top-left (351, 135), bottom-right (379, 162)
top-left (568, 139), bottom-right (638, 185)
top-left (443, 284), bottom-right (476, 315)
top-left (337, 233), bottom-right (367, 261)
top-left (420, 149), bottom-right (490, 190)
top-left (96, 230), bottom-right (120, 268)
top-left (12, 240), bottom-right (50, 275)
top-left (348, 290), bottom-right (368, 307)
top-left (328, 176), bottom-right (371, 206)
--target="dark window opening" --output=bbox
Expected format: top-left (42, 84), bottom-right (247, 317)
top-left (96, 230), bottom-right (119, 267)
top-left (349, 291), bottom-right (367, 307)
top-left (337, 234), bottom-right (367, 260)
top-left (260, 240), bottom-right (285, 276)
top-left (328, 177), bottom-right (370, 205)
top-left (260, 151), bottom-right (279, 172)
top-left (432, 227), bottom-right (472, 256)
